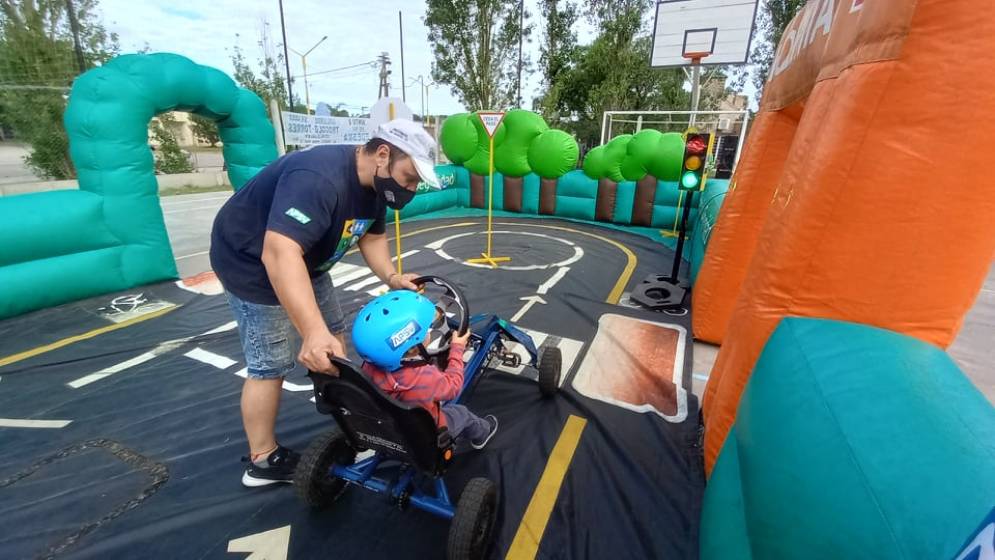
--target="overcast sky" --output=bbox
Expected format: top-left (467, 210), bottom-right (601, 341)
top-left (95, 1), bottom-right (752, 116)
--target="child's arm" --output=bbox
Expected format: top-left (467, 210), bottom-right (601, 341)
top-left (423, 340), bottom-right (467, 402)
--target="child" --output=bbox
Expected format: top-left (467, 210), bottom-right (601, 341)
top-left (352, 290), bottom-right (498, 449)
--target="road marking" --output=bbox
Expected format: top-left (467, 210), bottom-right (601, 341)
top-left (332, 266), bottom-right (373, 286)
top-left (506, 415), bottom-right (587, 559)
top-left (227, 525), bottom-right (291, 560)
top-left (432, 230), bottom-right (585, 271)
top-left (493, 222), bottom-right (637, 304)
top-left (344, 275), bottom-right (383, 291)
top-left (233, 368), bottom-right (312, 392)
top-left (366, 284), bottom-right (389, 297)
top-left (0, 418), bottom-right (73, 428)
top-left (68, 341), bottom-right (186, 388)
top-left (332, 250), bottom-right (419, 288)
top-left (67, 321), bottom-right (237, 388)
top-left (329, 263), bottom-right (363, 280)
top-left (185, 348), bottom-right (237, 369)
top-left (0, 304), bottom-right (178, 369)
top-left (176, 250), bottom-right (209, 260)
top-left (160, 194), bottom-right (230, 206)
top-left (511, 295), bottom-right (547, 322)
top-left (463, 328), bottom-right (583, 383)
top-left (537, 267), bottom-right (569, 295)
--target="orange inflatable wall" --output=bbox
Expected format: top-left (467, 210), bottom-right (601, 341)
top-left (697, 0), bottom-right (995, 474)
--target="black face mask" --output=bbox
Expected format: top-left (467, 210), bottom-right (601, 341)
top-left (374, 165), bottom-right (416, 210)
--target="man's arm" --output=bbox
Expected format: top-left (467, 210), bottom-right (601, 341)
top-left (358, 232), bottom-right (419, 290)
top-left (261, 230), bottom-right (343, 373)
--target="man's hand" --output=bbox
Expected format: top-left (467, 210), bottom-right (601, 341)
top-left (388, 272), bottom-right (420, 291)
top-left (451, 328), bottom-right (471, 347)
top-left (298, 329), bottom-right (345, 374)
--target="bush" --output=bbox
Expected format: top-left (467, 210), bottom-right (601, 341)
top-left (151, 115), bottom-right (193, 174)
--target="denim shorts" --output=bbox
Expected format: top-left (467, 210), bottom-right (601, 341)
top-left (225, 273), bottom-right (345, 380)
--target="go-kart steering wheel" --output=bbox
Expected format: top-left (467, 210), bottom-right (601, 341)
top-left (412, 276), bottom-right (470, 354)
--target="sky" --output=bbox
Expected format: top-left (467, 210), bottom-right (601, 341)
top-left (94, 0), bottom-right (753, 117)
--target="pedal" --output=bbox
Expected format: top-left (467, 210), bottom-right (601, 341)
top-left (500, 352), bottom-right (522, 368)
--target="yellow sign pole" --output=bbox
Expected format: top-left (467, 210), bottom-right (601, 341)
top-left (467, 112), bottom-right (510, 268)
top-left (388, 102), bottom-right (403, 275)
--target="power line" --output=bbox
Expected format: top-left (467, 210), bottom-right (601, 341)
top-left (296, 61), bottom-right (377, 79)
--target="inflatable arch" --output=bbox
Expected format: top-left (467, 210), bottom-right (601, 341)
top-left (0, 53), bottom-right (277, 319)
top-left (694, 0), bottom-right (995, 472)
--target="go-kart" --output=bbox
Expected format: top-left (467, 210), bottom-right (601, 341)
top-left (295, 275), bottom-right (562, 560)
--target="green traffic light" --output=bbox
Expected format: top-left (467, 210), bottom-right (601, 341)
top-left (681, 171), bottom-right (699, 189)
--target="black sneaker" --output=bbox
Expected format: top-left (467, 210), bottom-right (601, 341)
top-left (471, 415), bottom-right (499, 450)
top-left (241, 445), bottom-right (300, 487)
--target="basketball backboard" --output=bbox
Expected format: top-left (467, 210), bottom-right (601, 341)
top-left (650, 0), bottom-right (759, 67)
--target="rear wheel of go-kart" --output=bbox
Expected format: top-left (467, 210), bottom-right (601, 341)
top-left (447, 477), bottom-right (498, 560)
top-left (294, 426), bottom-right (356, 508)
top-left (537, 346), bottom-right (562, 397)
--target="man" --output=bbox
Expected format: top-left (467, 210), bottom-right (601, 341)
top-left (209, 119), bottom-right (440, 487)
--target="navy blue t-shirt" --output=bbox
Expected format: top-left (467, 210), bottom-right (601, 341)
top-left (210, 144), bottom-right (385, 304)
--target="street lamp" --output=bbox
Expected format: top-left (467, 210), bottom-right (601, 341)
top-left (289, 35), bottom-right (328, 114)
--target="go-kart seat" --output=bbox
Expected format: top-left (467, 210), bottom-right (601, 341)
top-left (308, 358), bottom-right (454, 476)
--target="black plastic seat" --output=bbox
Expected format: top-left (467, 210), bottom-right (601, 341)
top-left (308, 358), bottom-right (453, 476)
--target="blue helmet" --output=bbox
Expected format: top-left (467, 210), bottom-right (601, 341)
top-left (352, 290), bottom-right (437, 371)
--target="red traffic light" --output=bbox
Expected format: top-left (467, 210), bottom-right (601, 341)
top-left (686, 135), bottom-right (707, 155)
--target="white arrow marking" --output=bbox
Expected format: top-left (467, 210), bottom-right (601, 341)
top-left (537, 267), bottom-right (570, 295)
top-left (227, 525), bottom-right (291, 560)
top-left (511, 295), bottom-right (547, 322)
top-left (0, 418), bottom-right (72, 428)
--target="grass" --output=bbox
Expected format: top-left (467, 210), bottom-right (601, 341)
top-left (160, 184), bottom-right (231, 197)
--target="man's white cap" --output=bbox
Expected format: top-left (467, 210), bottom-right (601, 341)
top-left (372, 119), bottom-right (441, 189)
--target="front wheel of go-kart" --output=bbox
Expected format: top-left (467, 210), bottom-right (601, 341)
top-left (447, 477), bottom-right (498, 560)
top-left (294, 426), bottom-right (356, 508)
top-left (537, 346), bottom-right (562, 397)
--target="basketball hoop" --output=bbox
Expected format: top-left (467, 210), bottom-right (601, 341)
top-left (683, 52), bottom-right (711, 65)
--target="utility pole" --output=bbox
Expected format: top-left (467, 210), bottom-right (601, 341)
top-left (278, 0), bottom-right (294, 109)
top-left (398, 12), bottom-right (406, 103)
top-left (377, 52), bottom-right (392, 99)
top-left (65, 0), bottom-right (86, 74)
top-left (516, 0), bottom-right (524, 107)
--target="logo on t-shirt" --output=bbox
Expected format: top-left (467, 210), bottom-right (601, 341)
top-left (387, 320), bottom-right (422, 350)
top-left (316, 218), bottom-right (375, 272)
top-left (285, 207), bottom-right (311, 224)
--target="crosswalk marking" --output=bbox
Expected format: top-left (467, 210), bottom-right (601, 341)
top-left (185, 348), bottom-right (237, 369)
top-left (344, 275), bottom-right (383, 292)
top-left (463, 328), bottom-right (584, 385)
top-left (330, 251), bottom-right (420, 289)
top-left (366, 284), bottom-right (389, 296)
top-left (333, 267), bottom-right (374, 286)
top-left (329, 263), bottom-right (363, 280)
top-left (233, 368), bottom-right (313, 392)
top-left (0, 418), bottom-right (73, 428)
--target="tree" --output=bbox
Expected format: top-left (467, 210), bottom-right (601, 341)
top-left (151, 113), bottom-right (193, 174)
top-left (189, 113), bottom-right (220, 146)
top-left (534, 0), bottom-right (579, 125)
top-left (734, 0), bottom-right (805, 103)
top-left (425, 0), bottom-right (532, 110)
top-left (228, 21), bottom-right (293, 109)
top-left (538, 0), bottom-right (688, 147)
top-left (0, 0), bottom-right (118, 179)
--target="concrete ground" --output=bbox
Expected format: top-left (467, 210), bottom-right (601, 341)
top-left (161, 192), bottom-right (994, 405)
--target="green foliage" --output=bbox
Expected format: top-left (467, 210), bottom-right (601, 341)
top-left (0, 0), bottom-right (118, 179)
top-left (538, 1), bottom-right (688, 147)
top-left (151, 114), bottom-right (193, 174)
top-left (425, 0), bottom-right (532, 110)
top-left (229, 25), bottom-right (290, 109)
top-left (732, 0), bottom-right (805, 103)
top-left (534, 0), bottom-right (579, 125)
top-left (189, 113), bottom-right (220, 146)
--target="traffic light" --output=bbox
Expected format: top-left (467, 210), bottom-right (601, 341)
top-left (679, 132), bottom-right (711, 190)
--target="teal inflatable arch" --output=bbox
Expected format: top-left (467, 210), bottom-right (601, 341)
top-left (0, 52), bottom-right (277, 319)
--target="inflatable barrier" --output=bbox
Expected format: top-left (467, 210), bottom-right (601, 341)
top-left (0, 53), bottom-right (277, 320)
top-left (701, 317), bottom-right (995, 559)
top-left (695, 0), bottom-right (995, 472)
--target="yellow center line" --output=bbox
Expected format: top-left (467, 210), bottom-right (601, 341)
top-left (506, 414), bottom-right (588, 560)
top-left (0, 304), bottom-right (179, 369)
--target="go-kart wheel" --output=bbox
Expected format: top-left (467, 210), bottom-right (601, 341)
top-left (447, 477), bottom-right (497, 560)
top-left (294, 426), bottom-right (356, 508)
top-left (538, 346), bottom-right (562, 397)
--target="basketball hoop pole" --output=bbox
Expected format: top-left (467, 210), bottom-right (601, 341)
top-left (685, 53), bottom-right (708, 127)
